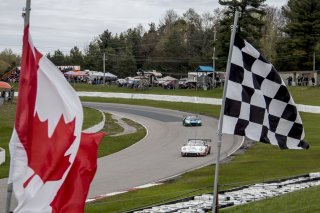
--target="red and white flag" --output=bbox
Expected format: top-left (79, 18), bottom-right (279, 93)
top-left (51, 132), bottom-right (105, 212)
top-left (8, 25), bottom-right (103, 212)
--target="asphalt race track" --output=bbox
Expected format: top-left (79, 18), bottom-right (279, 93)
top-left (83, 102), bottom-right (243, 200)
top-left (0, 102), bottom-right (243, 209)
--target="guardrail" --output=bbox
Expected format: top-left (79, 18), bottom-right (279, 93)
top-left (77, 92), bottom-right (320, 114)
top-left (0, 148), bottom-right (5, 165)
top-left (15, 91), bottom-right (320, 114)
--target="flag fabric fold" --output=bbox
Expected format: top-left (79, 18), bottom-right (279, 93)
top-left (221, 35), bottom-right (309, 150)
top-left (51, 132), bottom-right (105, 212)
top-left (8, 25), bottom-right (104, 212)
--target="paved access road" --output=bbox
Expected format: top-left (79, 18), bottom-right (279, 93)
top-left (83, 102), bottom-right (243, 200)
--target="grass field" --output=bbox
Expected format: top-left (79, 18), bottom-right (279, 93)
top-left (73, 84), bottom-right (225, 98)
top-left (74, 83), bottom-right (320, 105)
top-left (11, 82), bottom-right (320, 104)
top-left (2, 85), bottom-right (320, 212)
top-left (84, 97), bottom-right (320, 213)
top-left (0, 104), bottom-right (146, 178)
top-left (103, 112), bottom-right (124, 135)
top-left (222, 186), bottom-right (320, 213)
top-left (97, 113), bottom-right (146, 157)
top-left (0, 102), bottom-right (15, 179)
top-left (0, 103), bottom-right (103, 178)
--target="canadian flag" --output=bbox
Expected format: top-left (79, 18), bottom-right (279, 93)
top-left (8, 25), bottom-right (104, 212)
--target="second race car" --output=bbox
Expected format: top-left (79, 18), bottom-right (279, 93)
top-left (181, 139), bottom-right (211, 157)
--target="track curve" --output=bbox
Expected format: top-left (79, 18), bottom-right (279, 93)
top-left (83, 102), bottom-right (243, 199)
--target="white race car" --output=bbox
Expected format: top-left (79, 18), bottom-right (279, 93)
top-left (181, 139), bottom-right (211, 157)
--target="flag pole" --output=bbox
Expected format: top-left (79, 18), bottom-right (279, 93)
top-left (5, 1), bottom-right (31, 213)
top-left (212, 10), bottom-right (239, 213)
top-left (5, 184), bottom-right (13, 213)
top-left (24, 0), bottom-right (31, 27)
top-left (103, 53), bottom-right (106, 86)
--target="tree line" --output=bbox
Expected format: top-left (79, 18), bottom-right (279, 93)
top-left (1, 0), bottom-right (320, 78)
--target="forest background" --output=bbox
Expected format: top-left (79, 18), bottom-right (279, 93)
top-left (1, 0), bottom-right (320, 78)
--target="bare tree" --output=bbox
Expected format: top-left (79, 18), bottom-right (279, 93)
top-left (159, 9), bottom-right (180, 27)
top-left (260, 6), bottom-right (285, 63)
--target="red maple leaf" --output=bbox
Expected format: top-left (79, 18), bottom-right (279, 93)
top-left (24, 113), bottom-right (76, 188)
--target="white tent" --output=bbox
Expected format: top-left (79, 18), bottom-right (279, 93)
top-left (87, 71), bottom-right (117, 79)
top-left (105, 72), bottom-right (117, 78)
top-left (157, 76), bottom-right (177, 84)
top-left (64, 71), bottom-right (88, 76)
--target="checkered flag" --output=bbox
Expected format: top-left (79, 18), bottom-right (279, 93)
top-left (221, 35), bottom-right (309, 149)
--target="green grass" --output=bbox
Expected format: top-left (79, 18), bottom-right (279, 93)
top-left (221, 186), bottom-right (320, 213)
top-left (81, 97), bottom-right (221, 118)
top-left (76, 83), bottom-right (320, 105)
top-left (84, 110), bottom-right (146, 157)
top-left (0, 101), bottom-right (15, 178)
top-left (97, 115), bottom-right (146, 157)
top-left (2, 86), bottom-right (320, 212)
top-left (0, 106), bottom-right (103, 178)
top-left (288, 86), bottom-right (320, 106)
top-left (83, 107), bottom-right (105, 129)
top-left (85, 98), bottom-right (320, 213)
top-left (12, 82), bottom-right (320, 105)
top-left (74, 83), bottom-right (224, 98)
top-left (102, 112), bottom-right (124, 135)
top-left (0, 104), bottom-right (146, 178)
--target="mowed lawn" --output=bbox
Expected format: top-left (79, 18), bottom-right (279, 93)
top-left (1, 85), bottom-right (320, 212)
top-left (0, 102), bottom-right (15, 179)
top-left (86, 111), bottom-right (320, 212)
top-left (74, 83), bottom-right (224, 98)
top-left (0, 104), bottom-right (104, 178)
top-left (84, 97), bottom-right (320, 212)
top-left (74, 83), bottom-right (320, 105)
top-left (0, 104), bottom-right (146, 178)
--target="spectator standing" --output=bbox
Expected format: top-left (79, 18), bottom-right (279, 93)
top-left (304, 76), bottom-right (309, 86)
top-left (287, 76), bottom-right (292, 86)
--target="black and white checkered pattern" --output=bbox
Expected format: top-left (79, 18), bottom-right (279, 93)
top-left (222, 35), bottom-right (309, 149)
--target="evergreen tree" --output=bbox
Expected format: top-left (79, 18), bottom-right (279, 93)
top-left (49, 49), bottom-right (65, 66)
top-left (98, 29), bottom-right (113, 51)
top-left (216, 0), bottom-right (266, 70)
top-left (0, 49), bottom-right (21, 73)
top-left (124, 26), bottom-right (143, 69)
top-left (276, 0), bottom-right (320, 71)
top-left (0, 60), bottom-right (10, 74)
top-left (83, 41), bottom-right (102, 71)
top-left (114, 47), bottom-right (137, 77)
top-left (154, 19), bottom-right (189, 74)
top-left (140, 23), bottom-right (160, 70)
top-left (69, 46), bottom-right (83, 67)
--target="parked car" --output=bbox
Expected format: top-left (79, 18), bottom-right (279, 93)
top-left (181, 139), bottom-right (211, 157)
top-left (179, 81), bottom-right (196, 89)
top-left (182, 115), bottom-right (202, 126)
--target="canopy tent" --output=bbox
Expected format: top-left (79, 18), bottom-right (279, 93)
top-left (157, 76), bottom-right (177, 82)
top-left (87, 71), bottom-right (117, 79)
top-left (0, 81), bottom-right (12, 89)
top-left (64, 71), bottom-right (88, 76)
top-left (195, 66), bottom-right (215, 72)
top-left (105, 72), bottom-right (117, 78)
top-left (157, 76), bottom-right (178, 86)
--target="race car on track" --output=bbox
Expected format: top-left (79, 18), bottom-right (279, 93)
top-left (181, 139), bottom-right (211, 157)
top-left (182, 115), bottom-right (202, 126)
